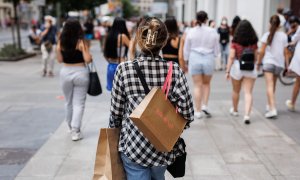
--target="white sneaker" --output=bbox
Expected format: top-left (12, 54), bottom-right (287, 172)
top-left (286, 100), bottom-right (295, 112)
top-left (229, 108), bottom-right (239, 116)
top-left (265, 109), bottom-right (278, 119)
top-left (243, 116), bottom-right (251, 124)
top-left (195, 112), bottom-right (203, 119)
top-left (202, 105), bottom-right (212, 118)
top-left (71, 131), bottom-right (83, 141)
top-left (265, 105), bottom-right (270, 112)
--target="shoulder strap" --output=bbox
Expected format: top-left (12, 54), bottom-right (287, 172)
top-left (119, 34), bottom-right (122, 63)
top-left (133, 61), bottom-right (150, 94)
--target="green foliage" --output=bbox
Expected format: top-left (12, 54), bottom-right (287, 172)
top-left (0, 44), bottom-right (26, 58)
top-left (122, 0), bottom-right (139, 19)
top-left (46, 0), bottom-right (106, 11)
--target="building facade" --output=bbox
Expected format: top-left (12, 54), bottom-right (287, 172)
top-left (0, 0), bottom-right (13, 28)
top-left (174, 0), bottom-right (292, 37)
top-left (132, 0), bottom-right (154, 14)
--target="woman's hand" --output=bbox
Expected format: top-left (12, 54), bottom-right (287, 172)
top-left (225, 71), bottom-right (230, 80)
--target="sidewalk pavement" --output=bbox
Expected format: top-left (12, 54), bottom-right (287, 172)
top-left (15, 97), bottom-right (300, 180)
top-left (14, 72), bottom-right (300, 179)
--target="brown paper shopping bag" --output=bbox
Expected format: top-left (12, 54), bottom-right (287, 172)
top-left (130, 62), bottom-right (187, 152)
top-left (93, 128), bottom-right (125, 180)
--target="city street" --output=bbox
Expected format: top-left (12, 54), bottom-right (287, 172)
top-left (1, 41), bottom-right (300, 180)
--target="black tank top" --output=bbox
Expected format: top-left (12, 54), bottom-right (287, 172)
top-left (162, 38), bottom-right (180, 63)
top-left (61, 50), bottom-right (84, 64)
top-left (162, 39), bottom-right (179, 55)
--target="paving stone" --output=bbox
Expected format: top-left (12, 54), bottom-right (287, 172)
top-left (253, 137), bottom-right (297, 154)
top-left (266, 154), bottom-right (300, 176)
top-left (17, 155), bottom-right (65, 177)
top-left (189, 155), bottom-right (230, 176)
top-left (227, 164), bottom-right (274, 180)
top-left (219, 146), bottom-right (260, 164)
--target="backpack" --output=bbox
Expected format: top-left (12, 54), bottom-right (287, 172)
top-left (239, 48), bottom-right (255, 71)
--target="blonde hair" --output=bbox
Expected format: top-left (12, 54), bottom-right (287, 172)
top-left (135, 17), bottom-right (168, 56)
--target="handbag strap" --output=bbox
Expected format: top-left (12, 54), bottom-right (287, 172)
top-left (87, 61), bottom-right (96, 72)
top-left (162, 61), bottom-right (173, 98)
top-left (133, 61), bottom-right (150, 94)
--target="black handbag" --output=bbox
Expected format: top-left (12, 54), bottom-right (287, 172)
top-left (239, 48), bottom-right (255, 71)
top-left (87, 62), bottom-right (102, 96)
top-left (167, 138), bottom-right (186, 178)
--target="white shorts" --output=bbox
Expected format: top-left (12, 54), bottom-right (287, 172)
top-left (230, 60), bottom-right (257, 80)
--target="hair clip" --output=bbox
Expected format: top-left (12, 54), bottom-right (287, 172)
top-left (145, 29), bottom-right (158, 45)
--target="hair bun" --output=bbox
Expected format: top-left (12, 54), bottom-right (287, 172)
top-left (136, 17), bottom-right (168, 55)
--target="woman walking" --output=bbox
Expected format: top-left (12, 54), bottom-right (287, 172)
top-left (184, 11), bottom-right (220, 118)
top-left (257, 15), bottom-right (289, 118)
top-left (226, 20), bottom-right (258, 124)
top-left (162, 17), bottom-right (184, 66)
top-left (109, 17), bottom-right (194, 179)
top-left (218, 17), bottom-right (230, 70)
top-left (104, 17), bottom-right (130, 91)
top-left (56, 19), bottom-right (92, 141)
top-left (286, 16), bottom-right (300, 111)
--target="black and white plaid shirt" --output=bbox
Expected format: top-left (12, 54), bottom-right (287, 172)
top-left (109, 55), bottom-right (194, 167)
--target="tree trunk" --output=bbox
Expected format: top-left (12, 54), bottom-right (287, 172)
top-left (13, 0), bottom-right (21, 49)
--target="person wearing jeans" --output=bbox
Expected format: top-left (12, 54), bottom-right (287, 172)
top-left (56, 19), bottom-right (92, 141)
top-left (109, 17), bottom-right (194, 179)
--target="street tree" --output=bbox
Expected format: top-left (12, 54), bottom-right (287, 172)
top-left (121, 0), bottom-right (139, 19)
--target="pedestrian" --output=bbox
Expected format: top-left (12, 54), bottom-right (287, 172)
top-left (40, 15), bottom-right (57, 77)
top-left (283, 9), bottom-right (293, 32)
top-left (225, 20), bottom-right (258, 124)
top-left (162, 17), bottom-right (184, 66)
top-left (277, 7), bottom-right (286, 29)
top-left (286, 16), bottom-right (300, 111)
top-left (56, 19), bottom-right (92, 141)
top-left (184, 10), bottom-right (220, 119)
top-left (109, 17), bottom-right (194, 180)
top-left (84, 18), bottom-right (94, 38)
top-left (257, 15), bottom-right (289, 118)
top-left (218, 17), bottom-right (230, 70)
top-left (209, 20), bottom-right (216, 28)
top-left (103, 17), bottom-right (130, 91)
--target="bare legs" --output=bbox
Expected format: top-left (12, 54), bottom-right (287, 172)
top-left (264, 72), bottom-right (278, 110)
top-left (291, 77), bottom-right (300, 106)
top-left (192, 75), bottom-right (212, 112)
top-left (243, 78), bottom-right (255, 116)
top-left (231, 77), bottom-right (255, 117)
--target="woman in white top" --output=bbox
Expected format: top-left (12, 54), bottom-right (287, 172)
top-left (286, 17), bottom-right (300, 111)
top-left (257, 15), bottom-right (289, 118)
top-left (184, 11), bottom-right (219, 118)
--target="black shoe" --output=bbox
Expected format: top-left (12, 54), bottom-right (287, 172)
top-left (202, 110), bottom-right (212, 118)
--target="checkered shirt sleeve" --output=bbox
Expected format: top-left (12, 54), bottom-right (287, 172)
top-left (109, 56), bottom-right (194, 167)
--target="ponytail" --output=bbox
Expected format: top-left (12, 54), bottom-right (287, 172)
top-left (267, 15), bottom-right (280, 45)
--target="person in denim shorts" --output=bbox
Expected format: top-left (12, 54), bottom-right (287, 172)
top-left (257, 15), bottom-right (289, 118)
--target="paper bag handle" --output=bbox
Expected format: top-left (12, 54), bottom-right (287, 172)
top-left (162, 61), bottom-right (173, 99)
